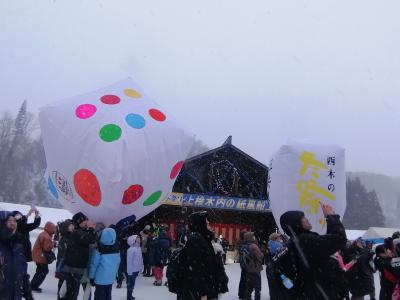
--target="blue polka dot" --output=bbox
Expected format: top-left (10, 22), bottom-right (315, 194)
top-left (126, 113), bottom-right (146, 129)
top-left (48, 177), bottom-right (59, 199)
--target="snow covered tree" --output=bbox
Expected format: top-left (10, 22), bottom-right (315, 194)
top-left (343, 177), bottom-right (385, 229)
top-left (0, 101), bottom-right (59, 206)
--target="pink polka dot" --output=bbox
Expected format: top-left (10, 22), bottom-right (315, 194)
top-left (75, 104), bottom-right (97, 119)
top-left (100, 95), bottom-right (120, 105)
top-left (149, 109), bottom-right (166, 122)
top-left (170, 161), bottom-right (184, 179)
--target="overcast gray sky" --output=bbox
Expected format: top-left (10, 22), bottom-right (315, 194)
top-left (1, 1), bottom-right (400, 176)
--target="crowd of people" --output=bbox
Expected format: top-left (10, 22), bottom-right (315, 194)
top-left (1, 204), bottom-right (400, 300)
top-left (243, 204), bottom-right (400, 300)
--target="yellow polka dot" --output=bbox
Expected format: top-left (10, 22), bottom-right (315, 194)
top-left (124, 88), bottom-right (142, 98)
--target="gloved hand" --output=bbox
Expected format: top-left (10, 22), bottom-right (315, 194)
top-left (90, 279), bottom-right (96, 287)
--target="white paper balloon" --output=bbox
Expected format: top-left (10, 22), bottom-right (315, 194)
top-left (269, 141), bottom-right (346, 234)
top-left (39, 78), bottom-right (194, 225)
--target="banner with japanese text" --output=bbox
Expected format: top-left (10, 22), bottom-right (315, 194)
top-left (269, 141), bottom-right (346, 234)
top-left (164, 192), bottom-right (270, 212)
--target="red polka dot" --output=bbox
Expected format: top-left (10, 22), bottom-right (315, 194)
top-left (100, 95), bottom-right (120, 105)
top-left (170, 161), bottom-right (184, 179)
top-left (122, 184), bottom-right (144, 205)
top-left (73, 169), bottom-right (102, 207)
top-left (149, 109), bottom-right (166, 122)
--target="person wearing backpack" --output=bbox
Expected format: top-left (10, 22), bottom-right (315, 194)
top-left (173, 211), bottom-right (228, 300)
top-left (279, 203), bottom-right (347, 299)
top-left (126, 235), bottom-right (143, 300)
top-left (31, 221), bottom-right (56, 293)
top-left (89, 227), bottom-right (121, 300)
top-left (242, 232), bottom-right (263, 300)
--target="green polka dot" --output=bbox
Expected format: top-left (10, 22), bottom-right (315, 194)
top-left (99, 124), bottom-right (122, 142)
top-left (143, 191), bottom-right (162, 206)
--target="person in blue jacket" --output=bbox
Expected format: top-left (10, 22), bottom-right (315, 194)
top-left (0, 211), bottom-right (27, 300)
top-left (89, 227), bottom-right (121, 300)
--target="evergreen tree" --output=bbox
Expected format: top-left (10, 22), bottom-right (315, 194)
top-left (1, 101), bottom-right (39, 204)
top-left (343, 177), bottom-right (385, 229)
top-left (0, 111), bottom-right (14, 201)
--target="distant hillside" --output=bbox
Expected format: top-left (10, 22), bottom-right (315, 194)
top-left (347, 172), bottom-right (400, 227)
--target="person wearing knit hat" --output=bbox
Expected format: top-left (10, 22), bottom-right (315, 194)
top-left (63, 212), bottom-right (97, 299)
top-left (278, 204), bottom-right (347, 299)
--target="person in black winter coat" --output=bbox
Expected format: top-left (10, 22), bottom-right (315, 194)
top-left (151, 231), bottom-right (171, 285)
top-left (55, 219), bottom-right (74, 300)
top-left (62, 212), bottom-right (97, 300)
top-left (177, 211), bottom-right (228, 300)
top-left (346, 238), bottom-right (375, 300)
top-left (115, 214), bottom-right (136, 288)
top-left (12, 209), bottom-right (41, 262)
top-left (12, 209), bottom-right (41, 300)
top-left (374, 245), bottom-right (398, 300)
top-left (325, 250), bottom-right (351, 300)
top-left (0, 212), bottom-right (27, 300)
top-left (279, 204), bottom-right (347, 300)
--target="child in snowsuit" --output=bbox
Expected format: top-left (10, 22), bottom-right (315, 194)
top-left (126, 235), bottom-right (143, 300)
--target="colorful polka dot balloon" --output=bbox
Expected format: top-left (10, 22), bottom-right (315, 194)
top-left (39, 78), bottom-right (194, 225)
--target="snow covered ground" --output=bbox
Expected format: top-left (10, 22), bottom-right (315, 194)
top-left (28, 257), bottom-right (380, 300)
top-left (28, 260), bottom-right (269, 300)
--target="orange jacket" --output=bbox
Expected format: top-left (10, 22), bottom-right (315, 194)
top-left (32, 222), bottom-right (56, 264)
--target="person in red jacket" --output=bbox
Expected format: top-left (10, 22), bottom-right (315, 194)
top-left (31, 222), bottom-right (56, 293)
